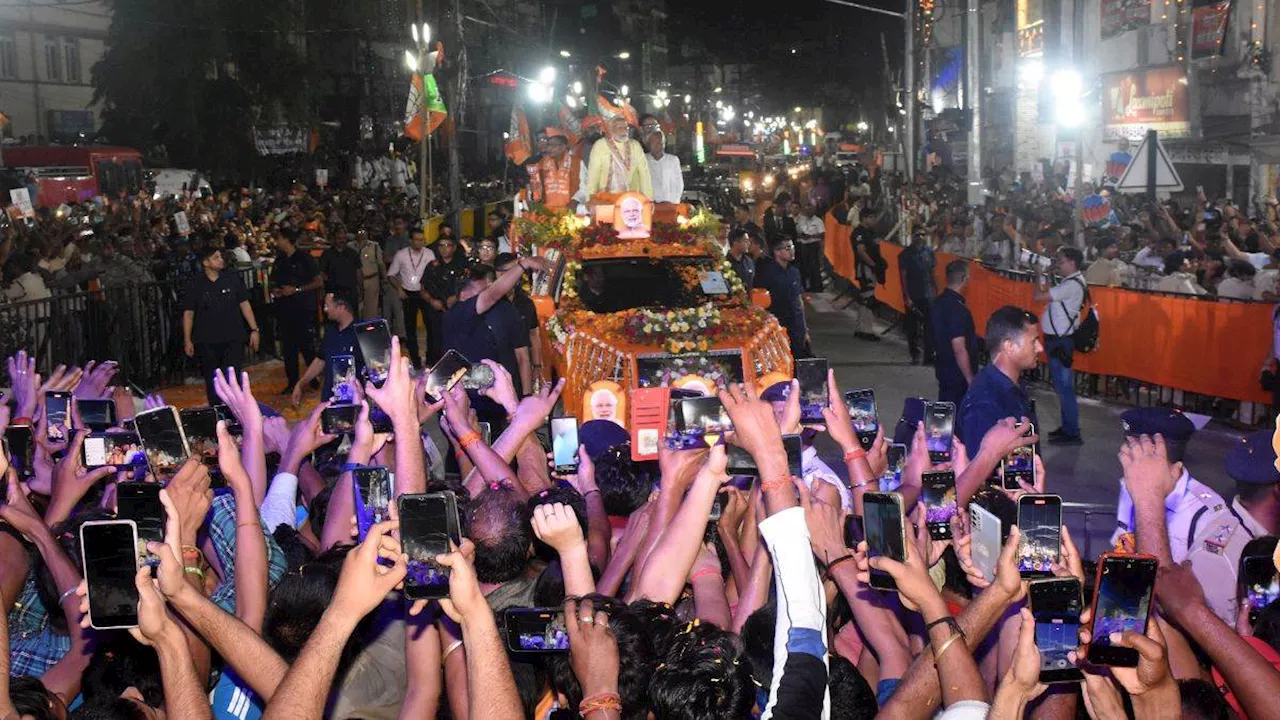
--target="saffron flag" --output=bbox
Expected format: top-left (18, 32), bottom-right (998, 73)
top-left (404, 44), bottom-right (447, 141)
top-left (505, 105), bottom-right (532, 165)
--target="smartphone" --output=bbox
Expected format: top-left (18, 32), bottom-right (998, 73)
top-left (845, 389), bottom-right (878, 450)
top-left (794, 358), bottom-right (829, 424)
top-left (45, 390), bottom-right (72, 441)
top-left (968, 501), bottom-right (1003, 584)
top-left (6, 425), bottom-right (34, 478)
top-left (79, 520), bottom-right (141, 629)
top-left (354, 319), bottom-right (393, 387)
top-left (368, 401), bottom-right (394, 434)
top-left (322, 404), bottom-right (360, 436)
top-left (461, 363), bottom-right (496, 392)
top-left (116, 481), bottom-right (165, 551)
top-left (478, 421), bottom-right (492, 446)
top-left (921, 471), bottom-right (956, 540)
top-left (550, 417), bottom-right (580, 473)
top-left (82, 432), bottom-right (144, 469)
top-left (863, 492), bottom-right (906, 591)
top-left (783, 433), bottom-right (803, 477)
top-left (179, 407), bottom-right (219, 466)
top-left (1030, 578), bottom-right (1085, 683)
top-left (675, 396), bottom-right (733, 448)
top-left (425, 350), bottom-right (471, 402)
top-left (329, 354), bottom-right (358, 404)
top-left (881, 443), bottom-right (906, 491)
top-left (503, 607), bottom-right (570, 654)
top-left (212, 404), bottom-right (243, 436)
top-left (1001, 423), bottom-right (1036, 490)
top-left (726, 444), bottom-right (758, 477)
top-left (924, 401), bottom-right (955, 463)
top-left (133, 407), bottom-right (191, 477)
top-left (1241, 553), bottom-right (1280, 625)
top-left (1017, 494), bottom-right (1062, 577)
top-left (398, 492), bottom-right (462, 600)
top-left (352, 466), bottom-right (393, 542)
top-left (76, 399), bottom-right (117, 432)
top-left (844, 514), bottom-right (865, 548)
top-left (1087, 554), bottom-right (1158, 667)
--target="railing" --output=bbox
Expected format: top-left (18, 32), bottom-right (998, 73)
top-left (0, 267), bottom-right (270, 390)
top-left (1063, 501), bottom-right (1118, 560)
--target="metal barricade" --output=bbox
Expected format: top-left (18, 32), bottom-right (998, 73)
top-left (1062, 501), bottom-right (1118, 560)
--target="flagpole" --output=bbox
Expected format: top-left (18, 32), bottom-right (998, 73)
top-left (418, 54), bottom-right (429, 221)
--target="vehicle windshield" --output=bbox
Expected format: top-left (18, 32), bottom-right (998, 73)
top-left (575, 256), bottom-right (724, 313)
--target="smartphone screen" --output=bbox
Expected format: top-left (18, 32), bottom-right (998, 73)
top-left (399, 492), bottom-right (461, 599)
top-left (179, 407), bottom-right (219, 466)
top-left (212, 405), bottom-right (243, 436)
top-left (783, 434), bottom-right (803, 477)
top-left (352, 466), bottom-right (393, 542)
top-left (462, 364), bottom-right (496, 392)
top-left (881, 443), bottom-right (906, 491)
top-left (1088, 554), bottom-right (1158, 667)
top-left (6, 425), bottom-right (34, 478)
top-left (355, 319), bottom-right (393, 387)
top-left (134, 407), bottom-right (190, 477)
top-left (864, 492), bottom-right (905, 591)
top-left (1030, 578), bottom-right (1084, 683)
top-left (726, 444), bottom-right (758, 477)
top-left (1001, 423), bottom-right (1036, 490)
top-left (82, 432), bottom-right (144, 469)
top-left (924, 402), bottom-right (955, 462)
top-left (676, 397), bottom-right (733, 448)
top-left (503, 607), bottom-right (570, 654)
top-left (922, 471), bottom-right (957, 540)
top-left (794, 358), bottom-right (829, 424)
top-left (45, 391), bottom-right (71, 441)
top-left (844, 514), bottom-right (864, 548)
top-left (1018, 495), bottom-right (1062, 577)
top-left (425, 350), bottom-right (472, 401)
top-left (322, 404), bottom-right (360, 436)
top-left (550, 417), bottom-right (580, 473)
top-left (845, 389), bottom-right (878, 449)
top-left (330, 354), bottom-right (358, 404)
top-left (80, 520), bottom-right (141, 629)
top-left (76, 399), bottom-right (117, 432)
top-left (116, 481), bottom-right (165, 547)
top-left (1242, 555), bottom-right (1280, 622)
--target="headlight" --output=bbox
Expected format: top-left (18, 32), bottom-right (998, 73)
top-left (742, 178), bottom-right (754, 192)
top-left (763, 174), bottom-right (775, 186)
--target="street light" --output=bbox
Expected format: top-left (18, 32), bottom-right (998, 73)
top-left (856, 120), bottom-right (869, 131)
top-left (572, 80), bottom-right (583, 94)
top-left (713, 86), bottom-right (722, 93)
top-left (411, 22), bottom-right (429, 45)
top-left (539, 66), bottom-right (557, 84)
top-left (684, 94), bottom-right (692, 103)
top-left (793, 106), bottom-right (801, 113)
top-left (617, 51), bottom-right (631, 59)
top-left (559, 50), bottom-right (571, 58)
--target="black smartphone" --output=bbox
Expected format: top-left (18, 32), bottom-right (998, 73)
top-left (844, 514), bottom-right (865, 548)
top-left (783, 433), bottom-right (803, 477)
top-left (1017, 494), bottom-right (1062, 577)
top-left (864, 492), bottom-right (906, 591)
top-left (6, 425), bottom-right (34, 478)
top-left (80, 519), bottom-right (141, 629)
top-left (212, 405), bottom-right (243, 436)
top-left (1001, 423), bottom-right (1036, 490)
top-left (882, 443), bottom-right (906, 491)
top-left (726, 444), bottom-right (758, 477)
top-left (329, 354), bottom-right (359, 404)
top-left (550, 416), bottom-right (580, 473)
top-left (503, 607), bottom-right (569, 654)
top-left (179, 407), bottom-right (219, 466)
top-left (399, 492), bottom-right (462, 600)
top-left (461, 363), bottom-right (496, 392)
top-left (425, 350), bottom-right (471, 402)
top-left (922, 471), bottom-right (957, 540)
top-left (76, 399), bottom-right (117, 432)
top-left (82, 432), bottom-right (144, 469)
top-left (133, 407), bottom-right (191, 477)
top-left (116, 481), bottom-right (165, 549)
top-left (45, 390), bottom-right (72, 441)
top-left (354, 318), bottom-right (393, 387)
top-left (1241, 553), bottom-right (1280, 626)
top-left (924, 401), bottom-right (955, 462)
top-left (845, 388), bottom-right (878, 450)
top-left (322, 404), bottom-right (360, 436)
top-left (352, 466), bottom-right (393, 542)
top-left (1087, 554), bottom-right (1158, 667)
top-left (676, 396), bottom-right (733, 448)
top-left (478, 421), bottom-right (492, 446)
top-left (794, 358), bottom-right (829, 424)
top-left (1030, 578), bottom-right (1085, 683)
top-left (709, 490), bottom-right (728, 523)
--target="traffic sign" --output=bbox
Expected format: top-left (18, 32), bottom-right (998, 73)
top-left (1116, 130), bottom-right (1183, 194)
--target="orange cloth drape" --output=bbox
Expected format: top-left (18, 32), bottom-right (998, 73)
top-left (823, 211), bottom-right (856, 286)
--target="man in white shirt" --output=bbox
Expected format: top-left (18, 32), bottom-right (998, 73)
top-left (645, 131), bottom-right (683, 204)
top-left (1033, 247), bottom-right (1086, 445)
top-left (794, 203), bottom-right (826, 292)
top-left (389, 154), bottom-right (408, 191)
top-left (1131, 236), bottom-right (1174, 270)
top-left (1216, 260), bottom-right (1256, 300)
top-left (385, 233), bottom-right (437, 367)
top-left (1154, 252), bottom-right (1208, 296)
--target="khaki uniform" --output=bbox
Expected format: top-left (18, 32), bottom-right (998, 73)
top-left (358, 242), bottom-right (382, 320)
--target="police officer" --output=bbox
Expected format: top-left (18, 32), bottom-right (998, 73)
top-left (1110, 407), bottom-right (1246, 623)
top-left (1225, 430), bottom-right (1280, 539)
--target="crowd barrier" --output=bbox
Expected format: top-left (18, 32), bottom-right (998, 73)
top-left (824, 212), bottom-right (1276, 408)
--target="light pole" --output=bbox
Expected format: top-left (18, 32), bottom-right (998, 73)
top-left (1053, 68), bottom-right (1086, 247)
top-left (408, 22), bottom-right (432, 221)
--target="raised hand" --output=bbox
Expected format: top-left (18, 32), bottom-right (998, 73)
top-left (365, 336), bottom-right (417, 426)
top-left (331, 520), bottom-right (408, 618)
top-left (531, 503), bottom-right (586, 555)
top-left (7, 350), bottom-right (40, 418)
top-left (565, 597), bottom-right (620, 698)
top-left (1003, 608), bottom-right (1048, 700)
top-left (718, 383), bottom-right (785, 465)
top-left (48, 431), bottom-right (117, 524)
top-left (213, 368), bottom-right (263, 431)
top-left (215, 421), bottom-right (252, 496)
top-left (164, 457), bottom-right (213, 547)
top-left (509, 378), bottom-right (566, 431)
top-left (74, 361), bottom-right (118, 400)
top-left (435, 539), bottom-right (487, 626)
top-left (479, 359), bottom-right (519, 415)
top-left (1119, 434), bottom-right (1178, 508)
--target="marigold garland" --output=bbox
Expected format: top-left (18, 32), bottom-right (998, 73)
top-left (547, 304), bottom-right (774, 355)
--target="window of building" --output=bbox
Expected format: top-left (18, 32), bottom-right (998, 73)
top-left (0, 33), bottom-right (16, 79)
top-left (64, 37), bottom-right (80, 83)
top-left (44, 35), bottom-right (62, 81)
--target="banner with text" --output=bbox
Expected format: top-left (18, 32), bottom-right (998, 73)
top-left (1101, 0), bottom-right (1151, 38)
top-left (1101, 66), bottom-right (1191, 140)
top-left (1191, 0), bottom-right (1232, 59)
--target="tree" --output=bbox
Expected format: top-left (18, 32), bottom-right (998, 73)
top-left (92, 0), bottom-right (313, 180)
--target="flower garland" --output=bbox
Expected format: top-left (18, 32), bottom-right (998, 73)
top-left (624, 304), bottom-right (723, 353)
top-left (548, 304), bottom-right (775, 355)
top-left (513, 210), bottom-right (720, 259)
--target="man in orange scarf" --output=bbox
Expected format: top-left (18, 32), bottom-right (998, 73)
top-left (530, 128), bottom-right (579, 211)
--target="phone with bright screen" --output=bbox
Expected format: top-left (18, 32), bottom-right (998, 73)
top-left (1088, 554), bottom-right (1158, 667)
top-left (83, 432), bottom-right (144, 469)
top-left (794, 358), bottom-right (829, 424)
top-left (676, 397), bottom-right (733, 448)
top-left (1242, 551), bottom-right (1280, 626)
top-left (45, 391), bottom-right (71, 442)
top-left (1030, 578), bottom-right (1085, 683)
top-left (503, 607), bottom-right (570, 654)
top-left (355, 319), bottom-right (393, 387)
top-left (76, 399), bottom-right (117, 432)
top-left (863, 492), bottom-right (906, 591)
top-left (924, 402), bottom-right (954, 462)
top-left (179, 407), bottom-right (219, 466)
top-left (330, 354), bottom-right (358, 404)
top-left (398, 492), bottom-right (462, 600)
top-left (845, 389), bottom-right (878, 449)
top-left (881, 443), bottom-right (906, 491)
top-left (352, 466), bottom-right (392, 542)
top-left (1017, 494), bottom-right (1062, 577)
top-left (80, 520), bottom-right (141, 629)
top-left (550, 417), bottom-right (580, 473)
top-left (922, 471), bottom-right (956, 540)
top-left (134, 407), bottom-right (190, 477)
top-left (322, 404), bottom-right (360, 436)
top-left (425, 350), bottom-right (471, 402)
top-left (1001, 423), bottom-right (1036, 490)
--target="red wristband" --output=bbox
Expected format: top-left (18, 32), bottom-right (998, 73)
top-left (690, 567), bottom-right (720, 584)
top-left (761, 474), bottom-right (796, 493)
top-left (843, 447), bottom-right (867, 463)
top-left (457, 431), bottom-right (481, 449)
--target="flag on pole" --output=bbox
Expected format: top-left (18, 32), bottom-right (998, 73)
top-left (404, 43), bottom-right (447, 141)
top-left (505, 104), bottom-right (532, 165)
top-left (595, 94), bottom-right (638, 127)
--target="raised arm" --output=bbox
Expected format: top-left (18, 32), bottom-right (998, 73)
top-left (476, 256), bottom-right (551, 315)
top-left (215, 421), bottom-right (269, 632)
top-left (366, 337), bottom-right (430, 496)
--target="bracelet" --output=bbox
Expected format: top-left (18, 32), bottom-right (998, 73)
top-left (690, 567), bottom-right (720, 584)
top-left (850, 478), bottom-right (878, 490)
top-left (823, 554), bottom-right (856, 577)
top-left (932, 632), bottom-right (965, 662)
top-left (11, 417), bottom-right (29, 426)
top-left (579, 692), bottom-right (622, 716)
top-left (926, 616), bottom-right (962, 635)
top-left (184, 565), bottom-right (205, 579)
top-left (442, 638), bottom-right (464, 661)
top-left (57, 587), bottom-right (78, 605)
top-left (761, 474), bottom-right (795, 493)
top-left (457, 431), bottom-right (482, 449)
top-left (843, 447), bottom-right (867, 462)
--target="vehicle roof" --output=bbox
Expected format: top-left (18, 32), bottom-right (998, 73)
top-left (4, 146), bottom-right (142, 166)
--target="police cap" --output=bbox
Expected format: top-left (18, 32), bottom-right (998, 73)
top-left (1226, 430), bottom-right (1280, 486)
top-left (1121, 407), bottom-right (1195, 463)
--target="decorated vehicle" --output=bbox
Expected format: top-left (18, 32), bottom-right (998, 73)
top-left (513, 194), bottom-right (793, 425)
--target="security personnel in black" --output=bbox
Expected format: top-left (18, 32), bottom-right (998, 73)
top-left (182, 246), bottom-right (261, 403)
top-left (422, 234), bottom-right (468, 365)
top-left (269, 228), bottom-right (323, 394)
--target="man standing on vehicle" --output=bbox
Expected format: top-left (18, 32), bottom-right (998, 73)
top-left (646, 131), bottom-right (684, 204)
top-left (1034, 246), bottom-right (1086, 446)
top-left (586, 115), bottom-right (653, 198)
top-left (755, 237), bottom-right (809, 357)
top-left (530, 129), bottom-right (579, 212)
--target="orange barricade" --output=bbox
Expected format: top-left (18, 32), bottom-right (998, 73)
top-left (823, 211), bottom-right (856, 286)
top-left (854, 244), bottom-right (1277, 404)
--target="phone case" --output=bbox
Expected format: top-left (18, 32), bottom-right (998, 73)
top-left (80, 520), bottom-right (141, 630)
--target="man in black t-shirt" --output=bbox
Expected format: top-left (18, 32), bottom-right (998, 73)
top-left (182, 246), bottom-right (261, 403)
top-left (269, 229), bottom-right (323, 393)
top-left (290, 290), bottom-right (364, 407)
top-left (850, 207), bottom-right (885, 341)
top-left (319, 230), bottom-right (361, 299)
top-left (423, 234), bottom-right (468, 365)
